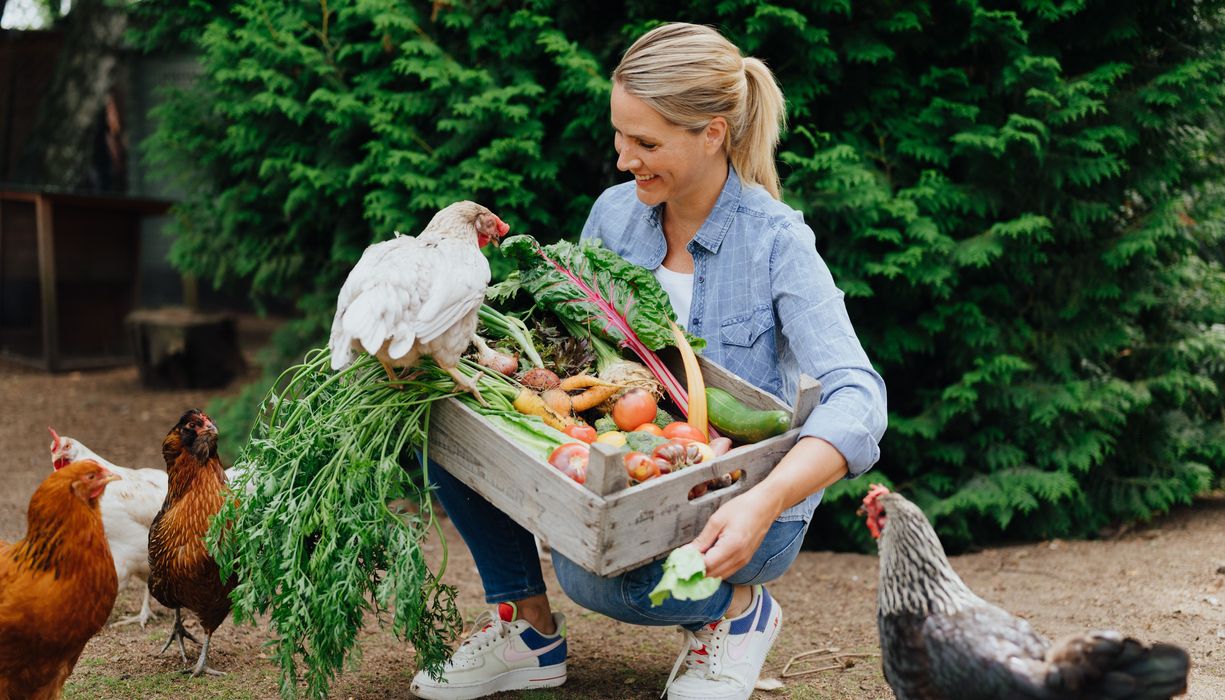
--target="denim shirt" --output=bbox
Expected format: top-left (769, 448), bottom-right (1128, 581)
top-left (580, 168), bottom-right (888, 523)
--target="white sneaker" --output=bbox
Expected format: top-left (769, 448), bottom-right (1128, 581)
top-left (663, 585), bottom-right (783, 700)
top-left (410, 602), bottom-right (567, 700)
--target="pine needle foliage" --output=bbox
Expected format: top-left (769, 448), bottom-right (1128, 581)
top-left (133, 0), bottom-right (1225, 553)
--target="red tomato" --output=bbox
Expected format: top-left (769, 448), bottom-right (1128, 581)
top-left (548, 442), bottom-right (590, 484)
top-left (661, 422), bottom-right (708, 443)
top-left (612, 389), bottom-right (658, 431)
top-left (632, 423), bottom-right (664, 436)
top-left (622, 451), bottom-right (659, 483)
top-left (651, 441), bottom-right (700, 468)
top-left (563, 423), bottom-right (597, 444)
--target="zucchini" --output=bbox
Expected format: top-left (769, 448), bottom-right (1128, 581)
top-left (705, 387), bottom-right (792, 444)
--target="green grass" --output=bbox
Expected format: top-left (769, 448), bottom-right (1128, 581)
top-left (63, 671), bottom-right (262, 700)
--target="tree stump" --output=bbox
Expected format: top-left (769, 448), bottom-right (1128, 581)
top-left (125, 307), bottom-right (246, 388)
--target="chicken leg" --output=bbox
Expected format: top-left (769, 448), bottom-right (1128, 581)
top-left (188, 631), bottom-right (225, 677)
top-left (379, 359), bottom-right (423, 388)
top-left (446, 366), bottom-right (488, 406)
top-left (114, 587), bottom-right (160, 628)
top-left (160, 607), bottom-right (200, 663)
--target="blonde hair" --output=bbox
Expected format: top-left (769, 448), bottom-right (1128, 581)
top-left (613, 23), bottom-right (786, 199)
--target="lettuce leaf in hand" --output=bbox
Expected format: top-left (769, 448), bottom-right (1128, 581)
top-left (649, 545), bottom-right (722, 606)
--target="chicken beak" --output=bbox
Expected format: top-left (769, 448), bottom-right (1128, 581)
top-left (490, 215), bottom-right (509, 247)
top-left (100, 468), bottom-right (123, 484)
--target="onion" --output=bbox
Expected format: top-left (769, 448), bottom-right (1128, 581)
top-left (472, 335), bottom-right (519, 376)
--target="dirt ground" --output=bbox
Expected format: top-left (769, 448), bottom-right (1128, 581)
top-left (2, 322), bottom-right (1223, 700)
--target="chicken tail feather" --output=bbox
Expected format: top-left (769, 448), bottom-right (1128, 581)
top-left (1044, 632), bottom-right (1189, 700)
top-left (339, 290), bottom-right (408, 359)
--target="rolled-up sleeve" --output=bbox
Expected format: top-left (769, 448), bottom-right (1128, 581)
top-left (770, 221), bottom-right (887, 477)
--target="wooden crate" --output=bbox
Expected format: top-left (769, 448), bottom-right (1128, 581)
top-left (428, 353), bottom-right (821, 577)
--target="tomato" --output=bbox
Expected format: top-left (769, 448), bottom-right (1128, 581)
top-left (595, 431), bottom-right (627, 446)
top-left (661, 422), bottom-right (708, 443)
top-left (652, 439), bottom-right (703, 469)
top-left (564, 424), bottom-right (597, 444)
top-left (548, 442), bottom-right (590, 484)
top-left (689, 442), bottom-right (717, 464)
top-left (622, 451), bottom-right (659, 483)
top-left (632, 423), bottom-right (664, 436)
top-left (612, 389), bottom-right (658, 431)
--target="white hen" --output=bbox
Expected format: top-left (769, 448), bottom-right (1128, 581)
top-left (328, 201), bottom-right (509, 403)
top-left (48, 428), bottom-right (167, 627)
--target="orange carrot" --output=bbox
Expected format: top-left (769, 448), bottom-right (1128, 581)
top-left (559, 374), bottom-right (619, 392)
top-left (513, 388), bottom-right (572, 431)
top-left (568, 384), bottom-right (624, 412)
top-left (541, 388), bottom-right (574, 417)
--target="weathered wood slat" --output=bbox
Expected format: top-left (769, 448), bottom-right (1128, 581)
top-left (586, 442), bottom-right (627, 497)
top-left (597, 433), bottom-right (798, 576)
top-left (428, 354), bottom-right (823, 576)
top-left (428, 398), bottom-right (606, 572)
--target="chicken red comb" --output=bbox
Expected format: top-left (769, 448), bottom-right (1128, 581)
top-left (863, 483), bottom-right (891, 505)
top-left (48, 426), bottom-right (61, 452)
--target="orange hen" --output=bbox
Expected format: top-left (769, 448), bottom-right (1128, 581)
top-left (0, 460), bottom-right (121, 700)
top-left (147, 409), bottom-right (236, 678)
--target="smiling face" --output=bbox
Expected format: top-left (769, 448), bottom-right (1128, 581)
top-left (610, 82), bottom-right (728, 210)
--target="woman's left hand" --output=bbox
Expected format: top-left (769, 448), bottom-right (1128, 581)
top-left (690, 489), bottom-right (781, 580)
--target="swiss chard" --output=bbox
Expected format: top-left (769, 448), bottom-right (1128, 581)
top-left (500, 235), bottom-right (704, 415)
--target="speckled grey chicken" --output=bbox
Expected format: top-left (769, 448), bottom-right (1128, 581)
top-left (862, 485), bottom-right (1189, 700)
top-left (328, 201), bottom-right (509, 403)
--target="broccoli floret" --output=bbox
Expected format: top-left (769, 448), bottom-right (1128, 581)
top-left (653, 407), bottom-right (676, 429)
top-left (593, 415), bottom-right (619, 434)
top-left (625, 430), bottom-right (669, 454)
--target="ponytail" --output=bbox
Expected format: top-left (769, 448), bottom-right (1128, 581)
top-left (735, 57), bottom-right (786, 199)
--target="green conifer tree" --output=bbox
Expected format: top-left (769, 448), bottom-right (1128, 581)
top-left (134, 0), bottom-right (1225, 550)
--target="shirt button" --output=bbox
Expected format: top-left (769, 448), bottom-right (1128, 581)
top-left (698, 276), bottom-right (705, 283)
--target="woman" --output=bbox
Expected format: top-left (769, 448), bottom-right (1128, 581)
top-left (411, 22), bottom-right (887, 700)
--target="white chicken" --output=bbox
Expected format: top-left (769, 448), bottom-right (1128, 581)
top-left (48, 427), bottom-right (167, 627)
top-left (328, 200), bottom-right (509, 403)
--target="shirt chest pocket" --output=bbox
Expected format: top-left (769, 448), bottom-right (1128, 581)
top-left (719, 304), bottom-right (775, 348)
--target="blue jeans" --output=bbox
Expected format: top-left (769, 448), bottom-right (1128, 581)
top-left (428, 459), bottom-right (813, 630)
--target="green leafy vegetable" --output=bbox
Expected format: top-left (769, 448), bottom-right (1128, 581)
top-left (501, 234), bottom-right (703, 416)
top-left (624, 430), bottom-right (669, 455)
top-left (207, 349), bottom-right (566, 699)
top-left (649, 545), bottom-right (723, 606)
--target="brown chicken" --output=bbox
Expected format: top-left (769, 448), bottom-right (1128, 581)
top-left (863, 485), bottom-right (1189, 700)
top-left (0, 460), bottom-right (121, 699)
top-left (147, 409), bottom-right (236, 677)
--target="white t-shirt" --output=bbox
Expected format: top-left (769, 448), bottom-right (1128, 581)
top-left (653, 264), bottom-right (694, 329)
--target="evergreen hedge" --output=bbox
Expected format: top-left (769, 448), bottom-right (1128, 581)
top-left (133, 0), bottom-right (1225, 550)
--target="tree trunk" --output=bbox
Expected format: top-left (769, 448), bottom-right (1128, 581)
top-left (13, 0), bottom-right (127, 190)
